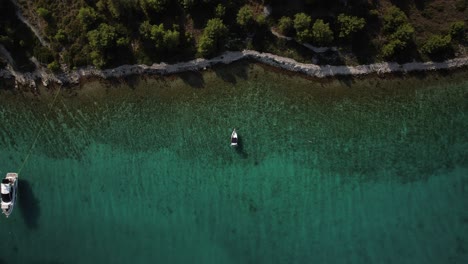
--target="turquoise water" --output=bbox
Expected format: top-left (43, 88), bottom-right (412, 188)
top-left (0, 63), bottom-right (467, 263)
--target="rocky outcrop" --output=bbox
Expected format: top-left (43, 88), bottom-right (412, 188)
top-left (1, 50), bottom-right (468, 89)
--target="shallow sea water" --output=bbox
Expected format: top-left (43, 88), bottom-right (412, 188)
top-left (0, 63), bottom-right (467, 263)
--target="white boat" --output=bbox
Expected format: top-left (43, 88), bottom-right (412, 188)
top-left (1, 173), bottom-right (18, 218)
top-left (231, 129), bottom-right (238, 147)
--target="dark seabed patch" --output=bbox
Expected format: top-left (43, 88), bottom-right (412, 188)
top-left (18, 179), bottom-right (40, 229)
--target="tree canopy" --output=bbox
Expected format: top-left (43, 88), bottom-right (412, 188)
top-left (381, 6), bottom-right (414, 58)
top-left (278, 17), bottom-right (293, 35)
top-left (337, 14), bottom-right (365, 39)
top-left (87, 23), bottom-right (117, 50)
top-left (422, 34), bottom-right (452, 56)
top-left (383, 6), bottom-right (408, 32)
top-left (312, 19), bottom-right (333, 46)
top-left (294, 13), bottom-right (313, 43)
top-left (237, 5), bottom-right (254, 27)
top-left (198, 18), bottom-right (228, 57)
top-left (294, 13), bottom-right (312, 33)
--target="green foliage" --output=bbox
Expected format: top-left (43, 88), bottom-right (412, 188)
top-left (337, 14), bottom-right (365, 39)
top-left (116, 36), bottom-right (130, 47)
top-left (179, 0), bottom-right (195, 11)
top-left (390, 23), bottom-right (414, 43)
top-left (140, 0), bottom-right (168, 14)
top-left (278, 17), bottom-right (293, 35)
top-left (450, 21), bottom-right (466, 41)
top-left (215, 4), bottom-right (226, 18)
top-left (294, 13), bottom-right (312, 32)
top-left (203, 18), bottom-right (228, 40)
top-left (36, 7), bottom-right (51, 20)
top-left (54, 29), bottom-right (67, 43)
top-left (198, 18), bottom-right (228, 57)
top-left (256, 14), bottom-right (267, 26)
top-left (47, 61), bottom-right (60, 72)
top-left (382, 39), bottom-right (404, 58)
top-left (139, 21), bottom-right (180, 50)
top-left (237, 5), bottom-right (254, 27)
top-left (78, 7), bottom-right (99, 30)
top-left (312, 19), bottom-right (333, 46)
top-left (422, 34), bottom-right (452, 55)
top-left (369, 9), bottom-right (379, 18)
top-left (381, 6), bottom-right (414, 57)
top-left (296, 29), bottom-right (313, 43)
top-left (90, 50), bottom-right (105, 68)
top-left (198, 35), bottom-right (215, 57)
top-left (96, 0), bottom-right (135, 18)
top-left (163, 29), bottom-right (180, 50)
top-left (293, 13), bottom-right (313, 43)
top-left (383, 6), bottom-right (408, 32)
top-left (139, 21), bottom-right (153, 39)
top-left (87, 23), bottom-right (117, 50)
top-left (149, 23), bottom-right (165, 46)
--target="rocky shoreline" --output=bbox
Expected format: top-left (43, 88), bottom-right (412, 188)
top-left (1, 50), bottom-right (468, 89)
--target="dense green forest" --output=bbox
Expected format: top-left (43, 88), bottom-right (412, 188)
top-left (0, 0), bottom-right (466, 71)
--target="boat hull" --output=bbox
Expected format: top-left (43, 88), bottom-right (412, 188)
top-left (1, 173), bottom-right (18, 218)
top-left (231, 129), bottom-right (238, 147)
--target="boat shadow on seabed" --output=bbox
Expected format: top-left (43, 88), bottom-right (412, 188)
top-left (18, 179), bottom-right (40, 230)
top-left (234, 137), bottom-right (248, 159)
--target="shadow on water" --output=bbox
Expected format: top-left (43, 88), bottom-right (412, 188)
top-left (18, 179), bottom-right (40, 230)
top-left (213, 61), bottom-right (249, 85)
top-left (234, 136), bottom-right (248, 159)
top-left (179, 71), bottom-right (205, 88)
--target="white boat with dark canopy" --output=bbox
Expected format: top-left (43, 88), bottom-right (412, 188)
top-left (231, 129), bottom-right (238, 147)
top-left (1, 173), bottom-right (18, 218)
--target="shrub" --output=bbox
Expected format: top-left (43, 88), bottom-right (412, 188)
top-left (87, 23), bottom-right (117, 50)
top-left (37, 7), bottom-right (51, 20)
top-left (294, 13), bottom-right (312, 32)
top-left (256, 14), bottom-right (267, 27)
top-left (312, 19), bottom-right (334, 46)
top-left (198, 18), bottom-right (228, 57)
top-left (47, 61), bottom-right (60, 72)
top-left (237, 5), bottom-right (254, 27)
top-left (54, 29), bottom-right (67, 43)
top-left (381, 6), bottom-right (414, 57)
top-left (278, 17), bottom-right (293, 35)
top-left (382, 39), bottom-right (404, 58)
top-left (163, 29), bottom-right (180, 50)
top-left (215, 4), bottom-right (225, 18)
top-left (383, 6), bottom-right (408, 32)
top-left (450, 21), bottom-right (466, 41)
top-left (390, 23), bottom-right (414, 43)
top-left (140, 0), bottom-right (168, 13)
top-left (78, 7), bottom-right (98, 30)
top-left (422, 34), bottom-right (452, 55)
top-left (296, 29), bottom-right (313, 43)
top-left (337, 14), bottom-right (365, 39)
top-left (139, 21), bottom-right (153, 39)
top-left (198, 35), bottom-right (215, 57)
top-left (90, 50), bottom-right (105, 68)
